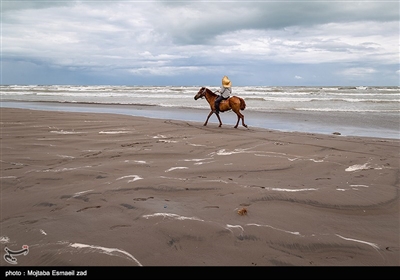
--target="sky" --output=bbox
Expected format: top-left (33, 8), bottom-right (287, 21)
top-left (1, 0), bottom-right (399, 86)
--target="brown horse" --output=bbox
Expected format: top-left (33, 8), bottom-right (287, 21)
top-left (194, 87), bottom-right (247, 128)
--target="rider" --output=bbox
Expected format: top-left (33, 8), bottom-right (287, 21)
top-left (214, 76), bottom-right (231, 114)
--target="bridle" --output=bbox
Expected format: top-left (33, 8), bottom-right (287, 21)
top-left (196, 87), bottom-right (217, 100)
top-left (198, 87), bottom-right (207, 98)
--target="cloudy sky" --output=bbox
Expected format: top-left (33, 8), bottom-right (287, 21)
top-left (2, 0), bottom-right (399, 86)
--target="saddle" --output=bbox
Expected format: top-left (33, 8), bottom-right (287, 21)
top-left (221, 97), bottom-right (230, 104)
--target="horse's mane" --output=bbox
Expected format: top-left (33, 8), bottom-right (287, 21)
top-left (202, 87), bottom-right (217, 97)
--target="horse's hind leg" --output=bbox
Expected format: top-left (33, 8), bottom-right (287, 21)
top-left (233, 110), bottom-right (247, 128)
top-left (240, 112), bottom-right (247, 128)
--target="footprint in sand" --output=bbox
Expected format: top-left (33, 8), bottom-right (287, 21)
top-left (133, 197), bottom-right (154, 201)
top-left (76, 206), bottom-right (101, 212)
top-left (120, 203), bottom-right (136, 209)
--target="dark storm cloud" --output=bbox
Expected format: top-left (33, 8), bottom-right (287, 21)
top-left (156, 1), bottom-right (399, 44)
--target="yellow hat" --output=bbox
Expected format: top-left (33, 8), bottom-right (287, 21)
top-left (222, 76), bottom-right (231, 87)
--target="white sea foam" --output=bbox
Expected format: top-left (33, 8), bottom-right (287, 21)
top-left (153, 134), bottom-right (167, 139)
top-left (2, 85), bottom-right (398, 115)
top-left (116, 175), bottom-right (143, 182)
top-left (254, 152), bottom-right (289, 158)
top-left (159, 175), bottom-right (187, 181)
top-left (350, 184), bottom-right (369, 188)
top-left (132, 160), bottom-right (147, 164)
top-left (142, 213), bottom-right (204, 222)
top-left (50, 130), bottom-right (83, 134)
top-left (338, 184), bottom-right (370, 191)
top-left (201, 179), bottom-right (230, 184)
top-left (157, 139), bottom-right (178, 143)
top-left (57, 154), bottom-right (75, 158)
top-left (68, 243), bottom-right (142, 266)
top-left (217, 149), bottom-right (303, 163)
top-left (99, 131), bottom-right (130, 134)
top-left (335, 234), bottom-right (379, 250)
top-left (0, 160), bottom-right (24, 166)
top-left (72, 189), bottom-right (94, 197)
top-left (194, 161), bottom-right (215, 165)
top-left (188, 143), bottom-right (207, 147)
top-left (215, 149), bottom-right (246, 156)
top-left (183, 158), bottom-right (213, 162)
top-left (226, 224), bottom-right (244, 232)
top-left (345, 163), bottom-right (370, 172)
top-left (41, 165), bottom-right (92, 172)
top-left (247, 223), bottom-right (302, 236)
top-left (165, 167), bottom-right (188, 172)
top-left (0, 236), bottom-right (10, 244)
top-left (309, 159), bottom-right (324, 163)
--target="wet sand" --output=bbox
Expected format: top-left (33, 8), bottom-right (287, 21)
top-left (2, 100), bottom-right (399, 139)
top-left (0, 108), bottom-right (399, 268)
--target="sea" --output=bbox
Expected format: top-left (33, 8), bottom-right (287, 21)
top-left (1, 85), bottom-right (399, 139)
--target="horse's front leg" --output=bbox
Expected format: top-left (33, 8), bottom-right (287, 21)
top-left (216, 113), bottom-right (223, 127)
top-left (203, 110), bottom-right (214, 126)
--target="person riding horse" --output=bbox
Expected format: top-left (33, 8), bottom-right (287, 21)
top-left (214, 76), bottom-right (232, 115)
top-left (194, 85), bottom-right (247, 128)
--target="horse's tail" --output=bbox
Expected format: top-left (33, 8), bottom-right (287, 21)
top-left (239, 97), bottom-right (246, 111)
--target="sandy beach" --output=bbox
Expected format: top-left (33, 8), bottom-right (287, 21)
top-left (0, 108), bottom-right (399, 268)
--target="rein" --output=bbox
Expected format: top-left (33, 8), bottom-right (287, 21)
top-left (198, 87), bottom-right (219, 100)
top-left (203, 87), bottom-right (218, 96)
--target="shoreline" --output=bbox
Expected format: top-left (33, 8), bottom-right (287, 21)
top-left (1, 107), bottom-right (399, 266)
top-left (1, 100), bottom-right (399, 139)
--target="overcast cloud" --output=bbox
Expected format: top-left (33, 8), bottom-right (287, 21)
top-left (1, 0), bottom-right (399, 86)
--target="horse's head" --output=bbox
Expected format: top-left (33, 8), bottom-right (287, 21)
top-left (194, 87), bottom-right (207, 100)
